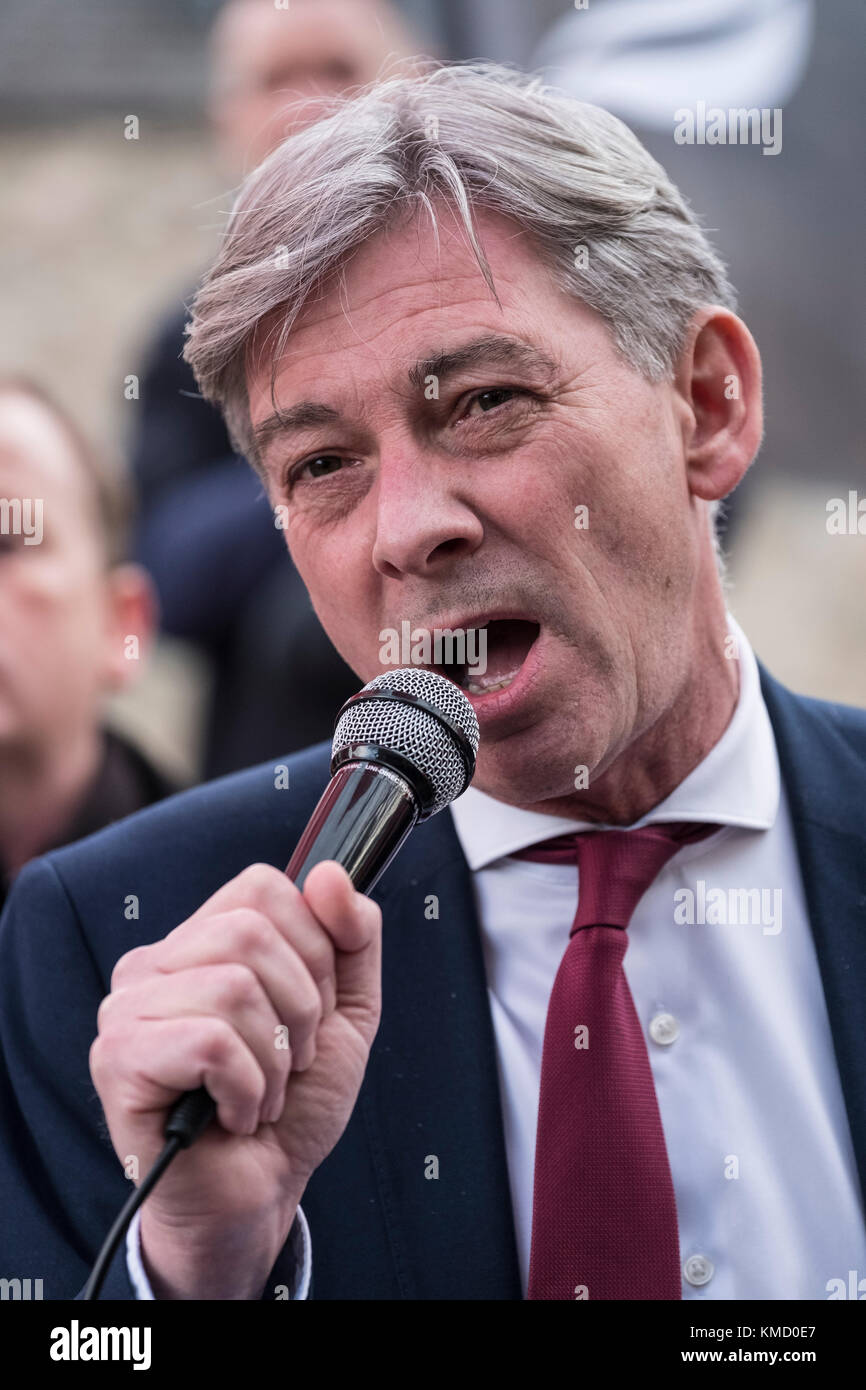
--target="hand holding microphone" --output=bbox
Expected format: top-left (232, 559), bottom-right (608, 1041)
top-left (87, 669), bottom-right (478, 1299)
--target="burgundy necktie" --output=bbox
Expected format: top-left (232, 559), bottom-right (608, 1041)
top-left (516, 821), bottom-right (720, 1301)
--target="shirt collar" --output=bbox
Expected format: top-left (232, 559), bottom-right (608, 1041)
top-left (449, 614), bottom-right (778, 871)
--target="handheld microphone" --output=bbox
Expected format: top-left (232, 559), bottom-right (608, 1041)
top-left (84, 668), bottom-right (478, 1297)
top-left (164, 667), bottom-right (479, 1149)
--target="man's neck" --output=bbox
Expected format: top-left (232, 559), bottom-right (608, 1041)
top-left (0, 728), bottom-right (103, 877)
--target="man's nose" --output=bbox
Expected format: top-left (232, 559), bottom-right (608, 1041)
top-left (370, 449), bottom-right (483, 580)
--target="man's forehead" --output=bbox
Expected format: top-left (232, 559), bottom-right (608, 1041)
top-left (246, 208), bottom-right (559, 412)
top-left (257, 205), bottom-right (537, 344)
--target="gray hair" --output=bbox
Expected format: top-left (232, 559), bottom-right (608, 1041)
top-left (184, 60), bottom-right (736, 571)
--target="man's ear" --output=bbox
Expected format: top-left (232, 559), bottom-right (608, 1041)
top-left (674, 307), bottom-right (763, 502)
top-left (101, 563), bottom-right (159, 692)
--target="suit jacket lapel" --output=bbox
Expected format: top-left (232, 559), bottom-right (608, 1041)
top-left (362, 809), bottom-right (522, 1298)
top-left (760, 663), bottom-right (866, 1202)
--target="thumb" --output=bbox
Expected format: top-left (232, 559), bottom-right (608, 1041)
top-left (301, 862), bottom-right (382, 1036)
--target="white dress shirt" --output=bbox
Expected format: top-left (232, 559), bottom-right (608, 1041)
top-left (131, 615), bottom-right (866, 1299)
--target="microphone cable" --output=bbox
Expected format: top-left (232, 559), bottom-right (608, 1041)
top-left (82, 1090), bottom-right (215, 1300)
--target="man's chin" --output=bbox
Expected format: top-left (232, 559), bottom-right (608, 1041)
top-left (469, 745), bottom-right (585, 811)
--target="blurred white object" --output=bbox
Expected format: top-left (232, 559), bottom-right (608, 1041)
top-left (532, 0), bottom-right (815, 127)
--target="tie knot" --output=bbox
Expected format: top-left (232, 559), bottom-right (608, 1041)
top-left (515, 821), bottom-right (719, 931)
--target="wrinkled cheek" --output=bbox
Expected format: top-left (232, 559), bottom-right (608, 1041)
top-left (282, 520), bottom-right (322, 596)
top-left (286, 505), bottom-right (382, 669)
top-left (294, 552), bottom-right (370, 672)
top-left (322, 592), bottom-right (374, 675)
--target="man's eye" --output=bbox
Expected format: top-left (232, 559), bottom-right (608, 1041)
top-left (300, 454), bottom-right (345, 480)
top-left (465, 388), bottom-right (519, 417)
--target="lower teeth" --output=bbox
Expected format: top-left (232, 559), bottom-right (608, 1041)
top-left (465, 669), bottom-right (518, 696)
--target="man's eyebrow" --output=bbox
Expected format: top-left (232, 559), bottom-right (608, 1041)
top-left (407, 335), bottom-right (559, 392)
top-left (252, 401), bottom-right (342, 462)
top-left (251, 336), bottom-right (558, 461)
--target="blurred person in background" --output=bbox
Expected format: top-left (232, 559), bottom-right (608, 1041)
top-left (0, 380), bottom-right (175, 909)
top-left (531, 0), bottom-right (865, 542)
top-left (133, 0), bottom-right (426, 779)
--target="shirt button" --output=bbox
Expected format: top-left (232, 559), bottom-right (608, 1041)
top-left (649, 1012), bottom-right (679, 1045)
top-left (684, 1254), bottom-right (714, 1287)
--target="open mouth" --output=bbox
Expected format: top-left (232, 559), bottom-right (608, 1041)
top-left (436, 618), bottom-right (541, 696)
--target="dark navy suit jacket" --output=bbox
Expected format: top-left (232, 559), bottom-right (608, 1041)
top-left (1, 664), bottom-right (865, 1299)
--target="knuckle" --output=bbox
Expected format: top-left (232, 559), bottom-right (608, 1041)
top-left (95, 990), bottom-right (120, 1033)
top-left (237, 861), bottom-right (283, 903)
top-left (88, 1035), bottom-right (106, 1084)
top-left (110, 945), bottom-right (147, 990)
top-left (89, 1024), bottom-right (130, 1087)
top-left (198, 1018), bottom-right (235, 1070)
top-left (295, 984), bottom-right (323, 1031)
top-left (214, 962), bottom-right (261, 1012)
top-left (226, 907), bottom-right (272, 957)
top-left (94, 1001), bottom-right (130, 1049)
top-left (309, 935), bottom-right (337, 983)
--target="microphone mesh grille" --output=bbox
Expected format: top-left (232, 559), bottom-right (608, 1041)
top-left (331, 667), bottom-right (479, 815)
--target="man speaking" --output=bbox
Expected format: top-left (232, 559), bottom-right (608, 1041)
top-left (1, 62), bottom-right (864, 1301)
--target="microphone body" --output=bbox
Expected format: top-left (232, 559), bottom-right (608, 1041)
top-left (286, 762), bottom-right (417, 893)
